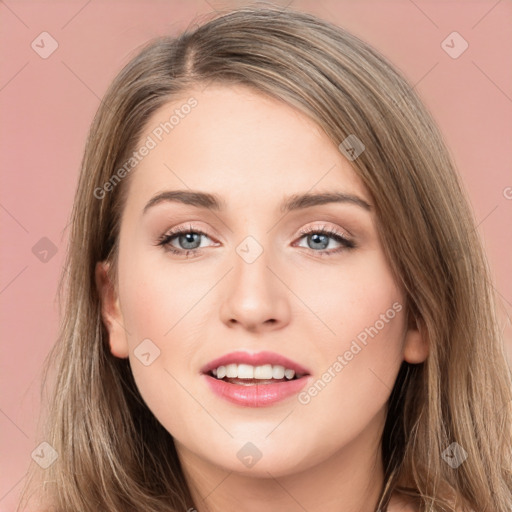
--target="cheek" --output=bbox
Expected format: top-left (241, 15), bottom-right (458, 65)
top-left (120, 254), bottom-right (208, 338)
top-left (294, 253), bottom-right (405, 410)
top-left (117, 260), bottom-right (211, 431)
top-left (294, 251), bottom-right (405, 353)
top-left (120, 269), bottom-right (205, 384)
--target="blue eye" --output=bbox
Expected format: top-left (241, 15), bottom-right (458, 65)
top-left (295, 226), bottom-right (355, 255)
top-left (156, 224), bottom-right (213, 258)
top-left (156, 223), bottom-right (355, 258)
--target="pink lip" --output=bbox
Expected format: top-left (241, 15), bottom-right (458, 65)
top-left (203, 373), bottom-right (312, 407)
top-left (200, 350), bottom-right (311, 376)
top-left (200, 350), bottom-right (312, 408)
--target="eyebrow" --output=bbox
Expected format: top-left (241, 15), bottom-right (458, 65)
top-left (142, 189), bottom-right (372, 215)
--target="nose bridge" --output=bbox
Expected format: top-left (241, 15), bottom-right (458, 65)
top-left (219, 231), bottom-right (290, 330)
top-left (231, 212), bottom-right (273, 279)
top-left (232, 233), bottom-right (275, 302)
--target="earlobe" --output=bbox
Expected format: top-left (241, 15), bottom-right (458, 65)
top-left (94, 261), bottom-right (130, 359)
top-left (403, 312), bottom-right (429, 364)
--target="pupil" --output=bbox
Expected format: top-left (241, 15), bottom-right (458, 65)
top-left (310, 233), bottom-right (328, 250)
top-left (180, 233), bottom-right (200, 249)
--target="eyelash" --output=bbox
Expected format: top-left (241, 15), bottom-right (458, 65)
top-left (156, 223), bottom-right (356, 259)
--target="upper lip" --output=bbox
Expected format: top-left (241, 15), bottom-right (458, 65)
top-left (201, 351), bottom-right (311, 376)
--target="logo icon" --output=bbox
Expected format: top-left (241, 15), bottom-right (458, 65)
top-left (31, 32), bottom-right (59, 59)
top-left (236, 442), bottom-right (263, 468)
top-left (134, 338), bottom-right (161, 366)
top-left (32, 237), bottom-right (58, 263)
top-left (441, 442), bottom-right (468, 468)
top-left (31, 441), bottom-right (59, 469)
top-left (441, 32), bottom-right (469, 59)
top-left (338, 134), bottom-right (365, 161)
top-left (236, 236), bottom-right (263, 264)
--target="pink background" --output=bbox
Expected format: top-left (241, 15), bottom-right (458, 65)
top-left (1, 1), bottom-right (511, 509)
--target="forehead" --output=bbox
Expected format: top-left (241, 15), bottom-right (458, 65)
top-left (123, 84), bottom-right (369, 213)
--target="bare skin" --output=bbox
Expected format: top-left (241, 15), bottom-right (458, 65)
top-left (96, 84), bottom-right (428, 512)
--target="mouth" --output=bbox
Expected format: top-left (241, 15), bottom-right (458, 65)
top-left (200, 350), bottom-right (311, 383)
top-left (200, 351), bottom-right (312, 406)
top-left (206, 363), bottom-right (308, 385)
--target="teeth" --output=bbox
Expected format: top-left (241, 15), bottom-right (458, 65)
top-left (237, 364), bottom-right (254, 379)
top-left (272, 365), bottom-right (285, 379)
top-left (284, 368), bottom-right (295, 379)
top-left (226, 364), bottom-right (238, 378)
top-left (210, 363), bottom-right (300, 380)
top-left (254, 364), bottom-right (273, 379)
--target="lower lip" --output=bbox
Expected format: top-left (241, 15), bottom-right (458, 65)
top-left (203, 374), bottom-right (311, 407)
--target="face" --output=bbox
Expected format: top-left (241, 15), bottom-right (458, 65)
top-left (96, 84), bottom-right (427, 479)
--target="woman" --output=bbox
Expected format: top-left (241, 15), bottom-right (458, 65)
top-left (18, 6), bottom-right (512, 512)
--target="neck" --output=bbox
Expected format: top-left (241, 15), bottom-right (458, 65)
top-left (176, 408), bottom-right (387, 512)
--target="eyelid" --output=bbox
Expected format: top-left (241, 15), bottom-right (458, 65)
top-left (294, 223), bottom-right (356, 251)
top-left (156, 223), bottom-right (216, 245)
top-left (155, 220), bottom-right (357, 258)
top-left (157, 222), bottom-right (349, 242)
top-left (297, 223), bottom-right (352, 239)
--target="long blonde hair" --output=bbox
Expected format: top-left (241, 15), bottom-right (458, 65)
top-left (18, 5), bottom-right (512, 512)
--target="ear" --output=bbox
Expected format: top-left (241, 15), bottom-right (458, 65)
top-left (95, 261), bottom-right (130, 359)
top-left (402, 308), bottom-right (429, 364)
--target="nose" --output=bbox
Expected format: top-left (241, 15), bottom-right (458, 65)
top-left (219, 245), bottom-right (291, 333)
